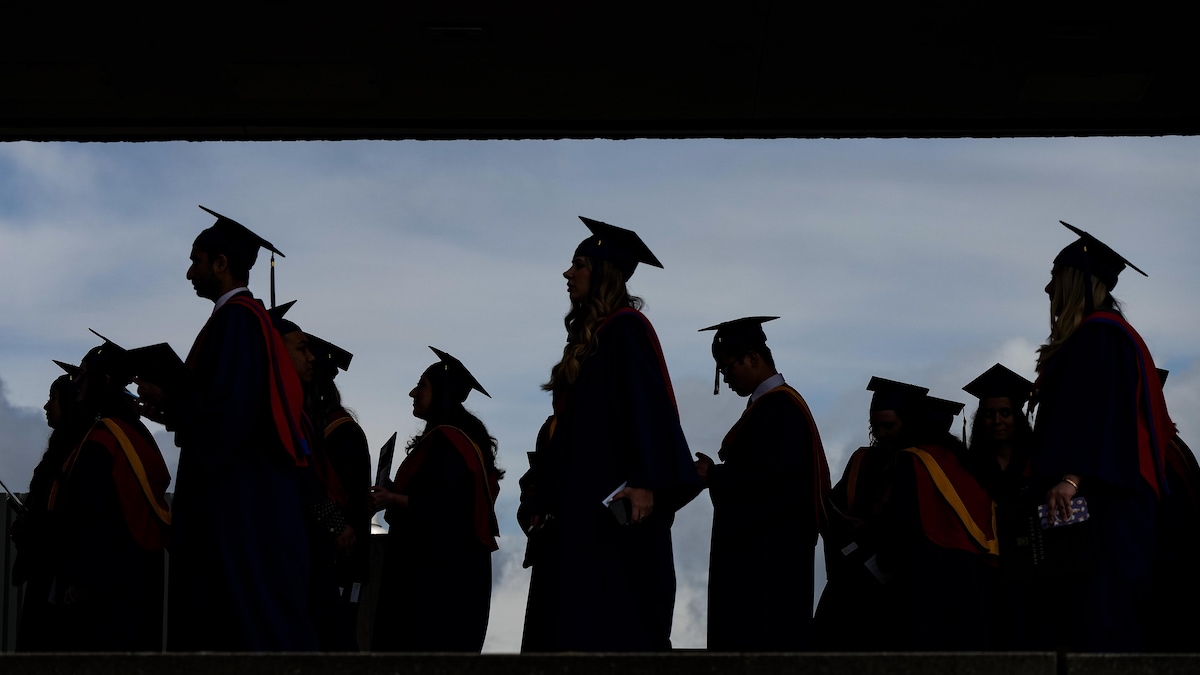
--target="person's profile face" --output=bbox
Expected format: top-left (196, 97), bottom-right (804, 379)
top-left (410, 375), bottom-right (434, 420)
top-left (870, 410), bottom-right (903, 446)
top-left (717, 354), bottom-right (752, 397)
top-left (187, 245), bottom-right (221, 300)
top-left (979, 396), bottom-right (1015, 443)
top-left (1046, 267), bottom-right (1061, 319)
top-left (563, 256), bottom-right (591, 303)
top-left (44, 387), bottom-right (62, 428)
top-left (283, 331), bottom-right (315, 384)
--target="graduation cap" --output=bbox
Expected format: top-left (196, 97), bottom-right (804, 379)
top-left (963, 363), bottom-right (1034, 408)
top-left (82, 328), bottom-right (134, 385)
top-left (267, 299), bottom-right (300, 336)
top-left (1157, 368), bottom-right (1169, 388)
top-left (88, 327), bottom-right (118, 346)
top-left (923, 395), bottom-right (966, 435)
top-left (127, 343), bottom-right (188, 393)
top-left (427, 346), bottom-right (490, 403)
top-left (195, 205), bottom-right (286, 308)
top-left (698, 316), bottom-right (779, 395)
top-left (53, 359), bottom-right (82, 379)
top-left (574, 216), bottom-right (663, 281)
top-left (1054, 221), bottom-right (1147, 293)
top-left (866, 376), bottom-right (929, 412)
top-left (308, 333), bottom-right (353, 374)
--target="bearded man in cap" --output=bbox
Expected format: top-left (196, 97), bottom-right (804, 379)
top-left (139, 206), bottom-right (317, 651)
top-left (694, 317), bottom-right (830, 651)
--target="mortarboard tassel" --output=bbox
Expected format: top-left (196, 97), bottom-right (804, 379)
top-left (1081, 244), bottom-right (1095, 316)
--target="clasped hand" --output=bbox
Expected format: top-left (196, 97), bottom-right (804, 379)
top-left (367, 485), bottom-right (408, 512)
top-left (612, 486), bottom-right (654, 524)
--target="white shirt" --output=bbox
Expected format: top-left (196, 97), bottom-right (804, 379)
top-left (213, 286), bottom-right (248, 314)
top-left (750, 372), bottom-right (786, 404)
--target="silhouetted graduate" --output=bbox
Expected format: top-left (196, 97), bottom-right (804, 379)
top-left (883, 393), bottom-right (998, 651)
top-left (1146, 368), bottom-right (1200, 652)
top-left (813, 376), bottom-right (927, 651)
top-left (520, 217), bottom-right (698, 652)
top-left (694, 316), bottom-right (830, 651)
top-left (141, 206), bottom-right (317, 651)
top-left (12, 364), bottom-right (83, 651)
top-left (40, 337), bottom-right (172, 650)
top-left (1029, 221), bottom-right (1171, 652)
top-left (370, 347), bottom-right (502, 652)
top-left (269, 304), bottom-right (359, 651)
top-left (963, 363), bottom-right (1037, 650)
top-left (307, 331), bottom-right (372, 647)
top-left (963, 364), bottom-right (1035, 490)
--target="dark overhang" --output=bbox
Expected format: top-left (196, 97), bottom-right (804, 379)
top-left (2, 4), bottom-right (1195, 141)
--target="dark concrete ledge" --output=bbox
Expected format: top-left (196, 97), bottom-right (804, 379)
top-left (1064, 654), bottom-right (1200, 675)
top-left (5, 652), bottom-right (1200, 675)
top-left (6, 650), bottom-right (1200, 675)
top-left (0, 652), bottom-right (1061, 675)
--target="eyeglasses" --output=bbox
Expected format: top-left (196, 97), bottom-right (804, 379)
top-left (717, 358), bottom-right (742, 377)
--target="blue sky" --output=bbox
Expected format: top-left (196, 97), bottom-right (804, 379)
top-left (1, 137), bottom-right (1198, 650)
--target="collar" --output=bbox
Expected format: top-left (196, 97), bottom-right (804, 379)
top-left (213, 286), bottom-right (249, 313)
top-left (750, 372), bottom-right (786, 403)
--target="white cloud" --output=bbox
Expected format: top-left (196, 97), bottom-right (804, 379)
top-left (482, 538), bottom-right (532, 653)
top-left (0, 375), bottom-right (51, 493)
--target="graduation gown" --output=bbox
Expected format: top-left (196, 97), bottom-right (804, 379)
top-left (706, 383), bottom-right (830, 651)
top-left (812, 444), bottom-right (900, 650)
top-left (166, 291), bottom-right (318, 651)
top-left (883, 442), bottom-right (999, 651)
top-left (1145, 434), bottom-right (1200, 651)
top-left (12, 428), bottom-right (80, 652)
top-left (372, 425), bottom-right (498, 652)
top-left (323, 411), bottom-right (373, 642)
top-left (521, 308), bottom-right (700, 652)
top-left (300, 414), bottom-right (357, 652)
top-left (1030, 309), bottom-right (1171, 652)
top-left (975, 441), bottom-right (1040, 651)
top-left (45, 417), bottom-right (171, 651)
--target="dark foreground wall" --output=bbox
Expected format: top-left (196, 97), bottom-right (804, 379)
top-left (1, 653), bottom-right (1199, 675)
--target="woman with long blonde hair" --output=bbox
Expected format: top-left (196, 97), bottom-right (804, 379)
top-left (1027, 221), bottom-right (1171, 652)
top-left (519, 217), bottom-right (699, 652)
